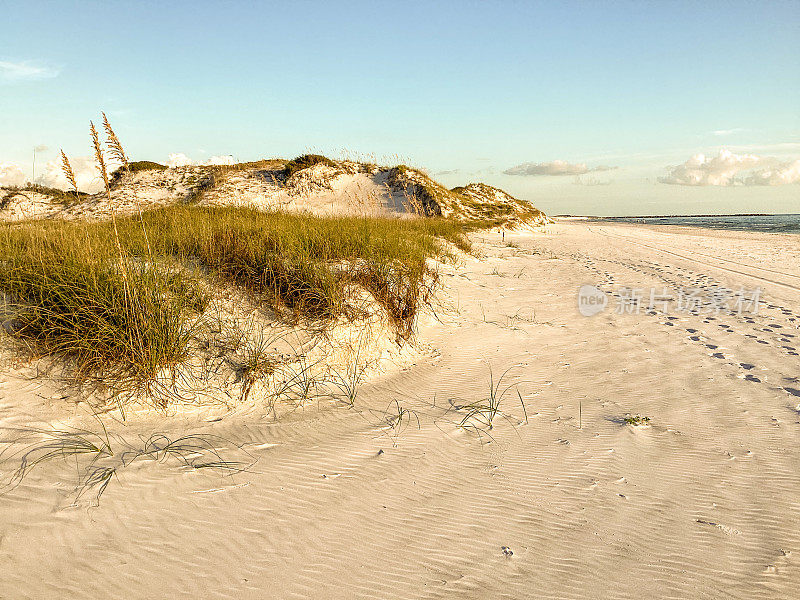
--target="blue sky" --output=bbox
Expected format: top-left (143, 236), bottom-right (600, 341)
top-left (2, 0), bottom-right (798, 215)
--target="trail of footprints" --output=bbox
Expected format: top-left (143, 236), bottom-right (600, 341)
top-left (579, 255), bottom-right (800, 399)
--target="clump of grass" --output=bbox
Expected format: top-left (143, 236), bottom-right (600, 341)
top-left (237, 336), bottom-right (278, 402)
top-left (0, 119), bottom-right (206, 390)
top-left (0, 184), bottom-right (88, 208)
top-left (127, 206), bottom-right (468, 337)
top-left (384, 399), bottom-right (420, 446)
top-left (327, 337), bottom-right (369, 406)
top-left (282, 154), bottom-right (336, 178)
top-left (623, 414), bottom-right (651, 426)
top-left (110, 160), bottom-right (168, 184)
top-left (0, 226), bottom-right (206, 388)
top-left (455, 367), bottom-right (528, 432)
top-left (0, 205), bottom-right (466, 389)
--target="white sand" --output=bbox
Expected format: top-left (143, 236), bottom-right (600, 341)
top-left (1, 221), bottom-right (799, 599)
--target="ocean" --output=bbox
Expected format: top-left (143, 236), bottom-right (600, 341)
top-left (592, 213), bottom-right (800, 234)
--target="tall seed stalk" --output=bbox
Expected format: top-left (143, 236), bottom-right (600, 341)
top-left (60, 150), bottom-right (79, 201)
top-left (102, 112), bottom-right (152, 256)
top-left (90, 121), bottom-right (128, 284)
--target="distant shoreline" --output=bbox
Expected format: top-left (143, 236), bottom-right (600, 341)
top-left (554, 213), bottom-right (798, 219)
top-left (553, 213), bottom-right (800, 235)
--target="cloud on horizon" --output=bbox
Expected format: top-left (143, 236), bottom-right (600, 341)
top-left (35, 155), bottom-right (121, 193)
top-left (712, 128), bottom-right (746, 137)
top-left (0, 162), bottom-right (26, 187)
top-left (166, 153), bottom-right (235, 168)
top-left (0, 60), bottom-right (60, 84)
top-left (659, 149), bottom-right (800, 186)
top-left (504, 160), bottom-right (617, 177)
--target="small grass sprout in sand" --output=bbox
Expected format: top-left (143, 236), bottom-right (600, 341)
top-left (327, 339), bottom-right (369, 407)
top-left (385, 399), bottom-right (421, 446)
top-left (455, 366), bottom-right (528, 432)
top-left (624, 414), bottom-right (651, 427)
top-left (237, 335), bottom-right (278, 402)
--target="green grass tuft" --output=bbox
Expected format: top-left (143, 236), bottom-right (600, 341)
top-left (110, 160), bottom-right (168, 184)
top-left (282, 154), bottom-right (336, 178)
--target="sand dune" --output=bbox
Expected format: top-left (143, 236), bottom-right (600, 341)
top-left (1, 222), bottom-right (799, 599)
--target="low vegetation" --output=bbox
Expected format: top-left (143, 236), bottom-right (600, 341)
top-left (624, 414), bottom-right (651, 426)
top-left (0, 205), bottom-right (469, 388)
top-left (0, 184), bottom-right (88, 209)
top-left (110, 160), bottom-right (167, 184)
top-left (282, 154), bottom-right (336, 178)
top-left (0, 224), bottom-right (207, 387)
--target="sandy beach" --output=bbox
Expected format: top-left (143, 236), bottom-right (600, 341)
top-left (1, 220), bottom-right (798, 599)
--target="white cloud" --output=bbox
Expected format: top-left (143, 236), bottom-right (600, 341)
top-left (0, 60), bottom-right (60, 83)
top-left (166, 153), bottom-right (195, 168)
top-left (712, 128), bottom-right (746, 137)
top-left (206, 155), bottom-right (235, 166)
top-left (0, 162), bottom-right (26, 187)
top-left (744, 158), bottom-right (800, 186)
top-left (36, 155), bottom-right (121, 193)
top-left (166, 153), bottom-right (235, 168)
top-left (504, 160), bottom-right (617, 176)
top-left (659, 149), bottom-right (800, 186)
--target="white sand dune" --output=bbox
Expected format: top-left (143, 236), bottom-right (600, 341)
top-left (0, 161), bottom-right (549, 227)
top-left (1, 222), bottom-right (799, 599)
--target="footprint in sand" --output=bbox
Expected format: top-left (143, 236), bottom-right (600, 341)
top-left (706, 344), bottom-right (718, 349)
top-left (784, 388), bottom-right (800, 397)
top-left (711, 352), bottom-right (726, 359)
top-left (744, 374), bottom-right (761, 383)
top-left (741, 363), bottom-right (756, 370)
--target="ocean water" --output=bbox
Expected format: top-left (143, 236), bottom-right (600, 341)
top-left (595, 213), bottom-right (800, 234)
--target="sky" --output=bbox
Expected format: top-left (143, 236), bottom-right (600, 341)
top-left (1, 0), bottom-right (799, 216)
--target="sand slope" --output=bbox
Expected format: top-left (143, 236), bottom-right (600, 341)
top-left (1, 222), bottom-right (799, 599)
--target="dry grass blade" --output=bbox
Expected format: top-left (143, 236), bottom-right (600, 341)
top-left (0, 426), bottom-right (254, 506)
top-left (0, 425), bottom-right (114, 493)
top-left (102, 112), bottom-right (129, 167)
top-left (59, 149), bottom-right (78, 197)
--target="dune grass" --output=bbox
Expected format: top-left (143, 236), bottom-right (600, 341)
top-left (123, 206), bottom-right (468, 334)
top-left (0, 205), bottom-right (469, 388)
top-left (282, 154), bottom-right (336, 178)
top-left (0, 223), bottom-right (207, 387)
